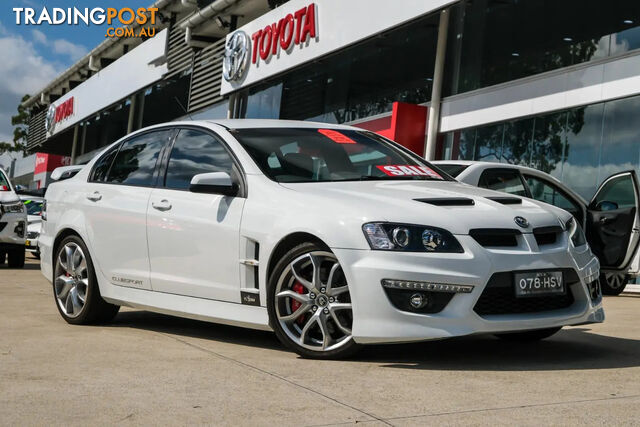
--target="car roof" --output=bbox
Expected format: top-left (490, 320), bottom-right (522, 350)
top-left (19, 195), bottom-right (44, 202)
top-left (201, 119), bottom-right (359, 131)
top-left (434, 160), bottom-right (549, 176)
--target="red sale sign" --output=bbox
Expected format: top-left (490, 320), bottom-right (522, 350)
top-left (376, 165), bottom-right (443, 179)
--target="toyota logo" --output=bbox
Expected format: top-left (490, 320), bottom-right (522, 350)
top-left (223, 31), bottom-right (250, 82)
top-left (45, 103), bottom-right (56, 134)
top-left (514, 216), bottom-right (530, 228)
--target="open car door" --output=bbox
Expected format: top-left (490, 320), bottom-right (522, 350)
top-left (587, 171), bottom-right (640, 294)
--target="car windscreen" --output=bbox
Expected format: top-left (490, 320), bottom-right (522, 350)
top-left (436, 164), bottom-right (469, 178)
top-left (0, 170), bottom-right (9, 191)
top-left (23, 200), bottom-right (43, 215)
top-left (231, 128), bottom-right (450, 183)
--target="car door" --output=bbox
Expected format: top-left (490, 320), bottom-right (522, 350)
top-left (146, 128), bottom-right (246, 302)
top-left (586, 171), bottom-right (640, 271)
top-left (522, 173), bottom-right (586, 226)
top-left (83, 129), bottom-right (172, 290)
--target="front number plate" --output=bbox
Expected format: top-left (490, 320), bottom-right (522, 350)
top-left (514, 271), bottom-right (564, 298)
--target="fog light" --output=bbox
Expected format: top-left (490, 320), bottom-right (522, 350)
top-left (409, 293), bottom-right (426, 308)
top-left (14, 221), bottom-right (25, 238)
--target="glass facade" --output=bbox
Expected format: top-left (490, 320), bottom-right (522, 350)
top-left (240, 12), bottom-right (440, 123)
top-left (446, 0), bottom-right (640, 95)
top-left (441, 94), bottom-right (640, 201)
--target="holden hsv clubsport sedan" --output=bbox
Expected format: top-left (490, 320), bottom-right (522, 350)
top-left (40, 120), bottom-right (604, 358)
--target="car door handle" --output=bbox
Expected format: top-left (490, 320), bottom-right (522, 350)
top-left (152, 199), bottom-right (172, 211)
top-left (86, 192), bottom-right (102, 202)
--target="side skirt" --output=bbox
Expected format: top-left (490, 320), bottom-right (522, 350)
top-left (101, 282), bottom-right (271, 332)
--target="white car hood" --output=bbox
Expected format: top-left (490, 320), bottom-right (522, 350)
top-left (279, 180), bottom-right (570, 235)
top-left (0, 190), bottom-right (19, 204)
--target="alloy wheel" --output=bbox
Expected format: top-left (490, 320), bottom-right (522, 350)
top-left (604, 272), bottom-right (627, 290)
top-left (54, 242), bottom-right (89, 318)
top-left (275, 251), bottom-right (353, 353)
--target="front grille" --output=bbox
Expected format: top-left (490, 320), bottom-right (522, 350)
top-left (470, 229), bottom-right (520, 247)
top-left (474, 270), bottom-right (578, 316)
top-left (533, 226), bottom-right (563, 246)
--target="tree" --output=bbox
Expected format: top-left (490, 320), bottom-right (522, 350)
top-left (0, 94), bottom-right (30, 157)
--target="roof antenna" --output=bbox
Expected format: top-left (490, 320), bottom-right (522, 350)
top-left (174, 96), bottom-right (193, 120)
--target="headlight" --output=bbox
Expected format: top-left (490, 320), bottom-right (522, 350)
top-left (565, 217), bottom-right (587, 248)
top-left (362, 223), bottom-right (463, 253)
top-left (0, 201), bottom-right (25, 214)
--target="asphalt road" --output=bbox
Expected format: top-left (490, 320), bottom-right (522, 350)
top-left (1, 258), bottom-right (639, 426)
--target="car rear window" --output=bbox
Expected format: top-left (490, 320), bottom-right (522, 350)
top-left (437, 164), bottom-right (469, 178)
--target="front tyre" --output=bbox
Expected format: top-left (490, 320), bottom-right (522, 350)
top-left (7, 247), bottom-right (25, 268)
top-left (600, 272), bottom-right (628, 296)
top-left (494, 327), bottom-right (561, 341)
top-left (53, 235), bottom-right (119, 324)
top-left (267, 242), bottom-right (359, 359)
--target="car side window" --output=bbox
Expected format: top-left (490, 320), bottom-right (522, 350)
top-left (524, 174), bottom-right (582, 219)
top-left (592, 174), bottom-right (637, 210)
top-left (478, 169), bottom-right (527, 196)
top-left (164, 129), bottom-right (236, 191)
top-left (90, 145), bottom-right (120, 182)
top-left (105, 130), bottom-right (170, 187)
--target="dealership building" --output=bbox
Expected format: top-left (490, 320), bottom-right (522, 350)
top-left (21, 0), bottom-right (640, 199)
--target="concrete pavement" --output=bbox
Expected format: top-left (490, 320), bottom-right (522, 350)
top-left (1, 258), bottom-right (639, 426)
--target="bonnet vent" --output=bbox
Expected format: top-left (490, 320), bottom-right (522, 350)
top-left (485, 196), bottom-right (523, 205)
top-left (415, 198), bottom-right (475, 206)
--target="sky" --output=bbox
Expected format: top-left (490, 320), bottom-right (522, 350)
top-left (0, 0), bottom-right (149, 153)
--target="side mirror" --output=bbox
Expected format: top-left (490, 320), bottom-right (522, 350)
top-left (189, 172), bottom-right (238, 197)
top-left (596, 200), bottom-right (618, 211)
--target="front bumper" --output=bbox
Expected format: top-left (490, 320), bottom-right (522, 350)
top-left (334, 235), bottom-right (603, 344)
top-left (0, 212), bottom-right (26, 247)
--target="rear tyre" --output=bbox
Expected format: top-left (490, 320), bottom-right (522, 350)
top-left (267, 242), bottom-right (359, 359)
top-left (53, 235), bottom-right (119, 324)
top-left (494, 327), bottom-right (561, 341)
top-left (7, 247), bottom-right (25, 268)
top-left (600, 272), bottom-right (628, 296)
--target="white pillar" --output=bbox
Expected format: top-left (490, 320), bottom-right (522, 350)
top-left (424, 8), bottom-right (450, 160)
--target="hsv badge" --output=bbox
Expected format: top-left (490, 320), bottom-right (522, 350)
top-left (514, 216), bottom-right (529, 228)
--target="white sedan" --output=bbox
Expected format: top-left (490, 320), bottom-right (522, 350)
top-left (40, 120), bottom-right (604, 358)
top-left (434, 161), bottom-right (640, 296)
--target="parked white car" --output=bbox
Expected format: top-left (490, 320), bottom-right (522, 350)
top-left (433, 161), bottom-right (640, 295)
top-left (0, 167), bottom-right (26, 268)
top-left (40, 120), bottom-right (604, 358)
top-left (19, 195), bottom-right (44, 259)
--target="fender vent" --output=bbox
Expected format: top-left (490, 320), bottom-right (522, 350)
top-left (415, 198), bottom-right (475, 206)
top-left (485, 196), bottom-right (522, 205)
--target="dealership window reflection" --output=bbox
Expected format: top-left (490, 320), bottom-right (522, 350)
top-left (446, 0), bottom-right (640, 95)
top-left (441, 93), bottom-right (640, 200)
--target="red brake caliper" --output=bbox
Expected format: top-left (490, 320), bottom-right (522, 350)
top-left (291, 282), bottom-right (306, 325)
